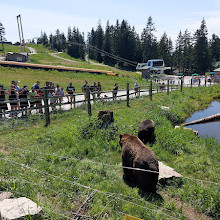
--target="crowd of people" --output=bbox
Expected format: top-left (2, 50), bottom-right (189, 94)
top-left (0, 80), bottom-right (121, 118)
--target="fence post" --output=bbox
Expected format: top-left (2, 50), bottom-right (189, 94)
top-left (205, 79), bottom-right (207, 87)
top-left (181, 79), bottom-right (183, 92)
top-left (87, 87), bottom-right (91, 115)
top-left (43, 87), bottom-right (50, 126)
top-left (167, 79), bottom-right (169, 95)
top-left (198, 79), bottom-right (201, 87)
top-left (191, 79), bottom-right (193, 88)
top-left (73, 94), bottom-right (76, 109)
top-left (127, 82), bottom-right (130, 107)
top-left (149, 80), bottom-right (153, 101)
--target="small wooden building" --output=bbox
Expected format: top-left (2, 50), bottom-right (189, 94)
top-left (6, 52), bottom-right (28, 62)
top-left (213, 68), bottom-right (220, 83)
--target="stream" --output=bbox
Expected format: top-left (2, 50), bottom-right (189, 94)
top-left (185, 101), bottom-right (220, 143)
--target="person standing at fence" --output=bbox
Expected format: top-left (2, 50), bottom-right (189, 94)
top-left (57, 87), bottom-right (65, 108)
top-left (8, 84), bottom-right (18, 118)
top-left (97, 82), bottom-right (102, 98)
top-left (32, 81), bottom-right (40, 90)
top-left (0, 84), bottom-right (8, 118)
top-left (82, 80), bottom-right (88, 101)
top-left (29, 87), bottom-right (37, 112)
top-left (134, 81), bottom-right (139, 97)
top-left (66, 82), bottom-right (75, 106)
top-left (48, 90), bottom-right (56, 112)
top-left (37, 88), bottom-right (43, 114)
top-left (112, 83), bottom-right (119, 100)
top-left (19, 85), bottom-right (29, 117)
top-left (90, 82), bottom-right (97, 100)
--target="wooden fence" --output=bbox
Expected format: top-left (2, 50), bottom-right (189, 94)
top-left (0, 79), bottom-right (217, 126)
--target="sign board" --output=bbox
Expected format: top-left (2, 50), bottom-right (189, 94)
top-left (125, 214), bottom-right (142, 220)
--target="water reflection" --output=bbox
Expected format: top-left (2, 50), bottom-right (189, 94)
top-left (185, 101), bottom-right (220, 143)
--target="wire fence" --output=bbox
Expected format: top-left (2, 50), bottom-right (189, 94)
top-left (0, 156), bottom-right (184, 220)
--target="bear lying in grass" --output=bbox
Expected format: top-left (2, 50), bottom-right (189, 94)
top-left (138, 119), bottom-right (155, 144)
top-left (119, 134), bottom-right (159, 192)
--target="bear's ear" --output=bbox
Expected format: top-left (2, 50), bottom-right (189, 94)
top-left (119, 134), bottom-right (123, 146)
top-left (119, 134), bottom-right (123, 141)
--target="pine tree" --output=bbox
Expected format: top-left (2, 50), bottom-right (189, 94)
top-left (193, 18), bottom-right (210, 74)
top-left (141, 16), bottom-right (158, 62)
top-left (95, 21), bottom-right (104, 63)
top-left (0, 21), bottom-right (6, 51)
top-left (103, 21), bottom-right (113, 65)
top-left (158, 32), bottom-right (172, 66)
top-left (209, 34), bottom-right (220, 68)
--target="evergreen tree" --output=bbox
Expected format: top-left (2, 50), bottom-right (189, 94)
top-left (38, 32), bottom-right (48, 46)
top-left (158, 32), bottom-right (172, 66)
top-left (141, 16), bottom-right (158, 62)
top-left (87, 28), bottom-right (96, 60)
top-left (193, 18), bottom-right (210, 74)
top-left (209, 34), bottom-right (220, 68)
top-left (0, 21), bottom-right (6, 51)
top-left (0, 21), bottom-right (6, 42)
top-left (95, 21), bottom-right (104, 63)
top-left (103, 21), bottom-right (113, 65)
top-left (182, 30), bottom-right (193, 74)
top-left (173, 31), bottom-right (184, 70)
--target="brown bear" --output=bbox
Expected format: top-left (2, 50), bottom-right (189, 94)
top-left (138, 119), bottom-right (155, 144)
top-left (119, 134), bottom-right (159, 192)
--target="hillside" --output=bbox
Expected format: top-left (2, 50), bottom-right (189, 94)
top-left (0, 85), bottom-right (219, 219)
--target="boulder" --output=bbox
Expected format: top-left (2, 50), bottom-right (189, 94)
top-left (159, 161), bottom-right (182, 180)
top-left (0, 197), bottom-right (43, 220)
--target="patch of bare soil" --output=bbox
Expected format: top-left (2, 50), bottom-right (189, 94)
top-left (0, 145), bottom-right (10, 155)
top-left (162, 192), bottom-right (211, 220)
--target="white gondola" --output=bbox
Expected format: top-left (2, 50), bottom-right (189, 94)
top-left (136, 59), bottom-right (171, 78)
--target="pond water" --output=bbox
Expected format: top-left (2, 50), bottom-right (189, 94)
top-left (185, 101), bottom-right (220, 143)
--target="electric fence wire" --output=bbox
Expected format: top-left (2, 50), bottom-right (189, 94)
top-left (0, 168), bottom-right (184, 219)
top-left (0, 171), bottom-right (127, 220)
top-left (0, 157), bottom-right (182, 219)
top-left (0, 183), bottom-right (93, 219)
top-left (1, 145), bottom-right (219, 186)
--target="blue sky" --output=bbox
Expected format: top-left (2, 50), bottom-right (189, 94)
top-left (1, 0), bottom-right (220, 43)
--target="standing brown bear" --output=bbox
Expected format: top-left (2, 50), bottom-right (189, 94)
top-left (119, 134), bottom-right (159, 192)
top-left (138, 119), bottom-right (155, 144)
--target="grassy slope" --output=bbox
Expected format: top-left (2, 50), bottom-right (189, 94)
top-left (0, 66), bottom-right (144, 92)
top-left (0, 85), bottom-right (220, 219)
top-left (0, 44), bottom-right (30, 54)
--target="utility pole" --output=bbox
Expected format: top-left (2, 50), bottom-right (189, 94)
top-left (16, 14), bottom-right (26, 52)
top-left (17, 15), bottom-right (22, 51)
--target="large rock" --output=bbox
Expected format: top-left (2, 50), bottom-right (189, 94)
top-left (0, 197), bottom-right (43, 220)
top-left (159, 161), bottom-right (182, 180)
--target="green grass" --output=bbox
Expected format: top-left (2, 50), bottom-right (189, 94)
top-left (0, 66), bottom-right (145, 92)
top-left (0, 85), bottom-right (220, 219)
top-left (0, 44), bottom-right (30, 54)
top-left (26, 43), bottom-right (52, 53)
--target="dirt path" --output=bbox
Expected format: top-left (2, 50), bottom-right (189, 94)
top-left (27, 47), bottom-right (37, 55)
top-left (162, 192), bottom-right (211, 220)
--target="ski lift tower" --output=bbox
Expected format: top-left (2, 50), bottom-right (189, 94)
top-left (136, 59), bottom-right (171, 78)
top-left (16, 14), bottom-right (26, 52)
